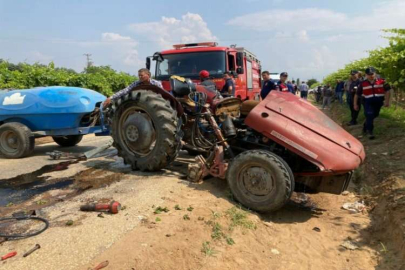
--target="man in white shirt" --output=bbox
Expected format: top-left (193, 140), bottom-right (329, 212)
top-left (299, 81), bottom-right (309, 100)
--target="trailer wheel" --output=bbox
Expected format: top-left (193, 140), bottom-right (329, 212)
top-left (0, 122), bottom-right (35, 159)
top-left (111, 90), bottom-right (182, 171)
top-left (227, 150), bottom-right (295, 212)
top-left (52, 135), bottom-right (83, 147)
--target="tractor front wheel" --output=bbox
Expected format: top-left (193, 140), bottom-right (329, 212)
top-left (227, 150), bottom-right (295, 212)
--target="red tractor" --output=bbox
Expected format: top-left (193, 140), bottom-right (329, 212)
top-left (108, 72), bottom-right (365, 212)
top-left (146, 42), bottom-right (262, 100)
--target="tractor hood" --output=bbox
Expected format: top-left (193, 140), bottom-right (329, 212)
top-left (245, 91), bottom-right (365, 173)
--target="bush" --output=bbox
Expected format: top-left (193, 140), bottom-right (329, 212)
top-left (0, 61), bottom-right (137, 97)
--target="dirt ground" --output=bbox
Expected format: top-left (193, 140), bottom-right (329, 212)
top-left (1, 104), bottom-right (404, 270)
top-left (329, 104), bottom-right (405, 270)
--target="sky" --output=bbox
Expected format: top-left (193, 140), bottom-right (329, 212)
top-left (1, 0), bottom-right (405, 81)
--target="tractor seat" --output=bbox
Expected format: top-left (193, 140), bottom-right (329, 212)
top-left (240, 100), bottom-right (260, 116)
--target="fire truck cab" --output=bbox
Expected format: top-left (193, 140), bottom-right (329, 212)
top-left (146, 42), bottom-right (262, 100)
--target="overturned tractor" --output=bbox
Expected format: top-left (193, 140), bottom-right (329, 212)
top-left (108, 77), bottom-right (365, 212)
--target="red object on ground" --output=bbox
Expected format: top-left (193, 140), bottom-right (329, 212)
top-left (1, 251), bottom-right (17, 261)
top-left (93, 260), bottom-right (109, 270)
top-left (80, 201), bottom-right (121, 214)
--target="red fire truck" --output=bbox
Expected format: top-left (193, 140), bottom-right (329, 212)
top-left (146, 42), bottom-right (262, 100)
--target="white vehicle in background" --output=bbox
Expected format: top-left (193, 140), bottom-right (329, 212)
top-left (270, 73), bottom-right (280, 84)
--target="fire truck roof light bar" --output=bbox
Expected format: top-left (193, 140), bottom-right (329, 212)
top-left (173, 42), bottom-right (218, 49)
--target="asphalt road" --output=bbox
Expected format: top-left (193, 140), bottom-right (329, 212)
top-left (0, 135), bottom-right (112, 180)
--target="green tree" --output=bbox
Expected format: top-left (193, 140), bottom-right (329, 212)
top-left (307, 78), bottom-right (318, 88)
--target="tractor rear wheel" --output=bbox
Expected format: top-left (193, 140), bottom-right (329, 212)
top-left (227, 150), bottom-right (294, 212)
top-left (52, 135), bottom-right (83, 147)
top-left (0, 122), bottom-right (35, 159)
top-left (111, 90), bottom-right (182, 171)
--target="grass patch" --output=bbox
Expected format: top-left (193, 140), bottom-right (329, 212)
top-left (154, 206), bottom-right (170, 214)
top-left (66, 220), bottom-right (74, 226)
top-left (226, 207), bottom-right (257, 231)
top-left (36, 199), bottom-right (48, 205)
top-left (183, 214), bottom-right (190, 220)
top-left (211, 222), bottom-right (225, 240)
top-left (380, 242), bottom-right (388, 253)
top-left (187, 206), bottom-right (194, 212)
top-left (155, 217), bottom-right (161, 222)
top-left (201, 241), bottom-right (217, 257)
top-left (380, 105), bottom-right (405, 124)
top-left (225, 236), bottom-right (235, 245)
top-left (211, 210), bottom-right (222, 220)
top-left (174, 204), bottom-right (182, 210)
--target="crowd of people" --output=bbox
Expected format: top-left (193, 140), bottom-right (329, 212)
top-left (312, 67), bottom-right (391, 139)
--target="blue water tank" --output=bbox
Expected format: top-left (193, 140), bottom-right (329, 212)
top-left (0, 86), bottom-right (106, 131)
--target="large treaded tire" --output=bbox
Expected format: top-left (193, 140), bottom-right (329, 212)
top-left (0, 122), bottom-right (35, 159)
top-left (52, 135), bottom-right (83, 147)
top-left (227, 150), bottom-right (295, 212)
top-left (111, 90), bottom-right (182, 171)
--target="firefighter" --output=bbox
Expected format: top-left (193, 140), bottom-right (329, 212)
top-left (199, 70), bottom-right (216, 92)
top-left (354, 67), bottom-right (391, 139)
top-left (276, 72), bottom-right (290, 92)
top-left (347, 70), bottom-right (362, 126)
top-left (260, 71), bottom-right (277, 99)
top-left (221, 71), bottom-right (235, 97)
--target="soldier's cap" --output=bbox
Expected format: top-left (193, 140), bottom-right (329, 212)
top-left (350, 70), bottom-right (359, 75)
top-left (280, 72), bottom-right (288, 77)
top-left (365, 67), bottom-right (376, 75)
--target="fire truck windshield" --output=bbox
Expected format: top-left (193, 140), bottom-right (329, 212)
top-left (155, 51), bottom-right (226, 80)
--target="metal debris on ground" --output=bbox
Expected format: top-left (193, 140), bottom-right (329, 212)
top-left (313, 227), bottom-right (321, 232)
top-left (296, 193), bottom-right (309, 204)
top-left (342, 201), bottom-right (366, 213)
top-left (23, 244), bottom-right (41, 257)
top-left (340, 240), bottom-right (359, 250)
top-left (0, 215), bottom-right (49, 239)
top-left (47, 139), bottom-right (113, 160)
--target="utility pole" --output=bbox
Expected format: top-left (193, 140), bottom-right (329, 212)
top-left (83, 53), bottom-right (93, 69)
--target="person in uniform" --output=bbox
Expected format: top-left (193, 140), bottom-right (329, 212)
top-left (276, 72), bottom-right (290, 92)
top-left (354, 67), bottom-right (391, 139)
top-left (347, 70), bottom-right (362, 126)
top-left (260, 71), bottom-right (276, 99)
top-left (221, 71), bottom-right (235, 97)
